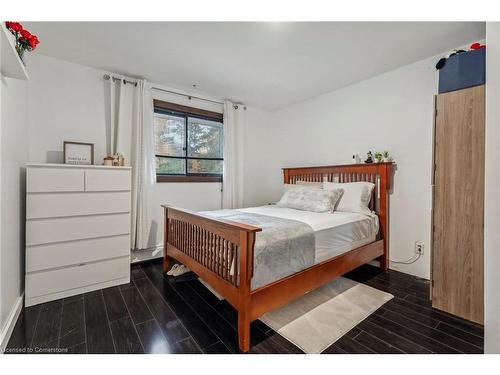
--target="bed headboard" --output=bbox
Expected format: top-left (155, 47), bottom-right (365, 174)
top-left (283, 163), bottom-right (393, 260)
top-left (283, 163), bottom-right (392, 214)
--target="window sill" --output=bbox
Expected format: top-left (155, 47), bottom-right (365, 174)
top-left (156, 175), bottom-right (223, 183)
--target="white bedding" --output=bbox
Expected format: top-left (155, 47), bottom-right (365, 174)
top-left (239, 205), bottom-right (379, 264)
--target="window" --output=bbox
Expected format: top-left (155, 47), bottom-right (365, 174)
top-left (153, 100), bottom-right (224, 182)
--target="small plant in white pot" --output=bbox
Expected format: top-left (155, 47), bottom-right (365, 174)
top-left (374, 152), bottom-right (383, 163)
top-left (382, 151), bottom-right (390, 162)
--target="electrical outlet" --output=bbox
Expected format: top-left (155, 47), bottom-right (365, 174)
top-left (415, 241), bottom-right (424, 255)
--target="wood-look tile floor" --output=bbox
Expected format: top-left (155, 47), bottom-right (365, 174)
top-left (6, 261), bottom-right (484, 354)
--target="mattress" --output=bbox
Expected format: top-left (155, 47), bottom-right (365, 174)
top-left (239, 205), bottom-right (379, 264)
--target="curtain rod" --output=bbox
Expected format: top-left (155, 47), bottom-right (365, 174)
top-left (103, 74), bottom-right (138, 87)
top-left (151, 86), bottom-right (225, 106)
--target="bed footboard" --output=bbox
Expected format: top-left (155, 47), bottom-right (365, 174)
top-left (162, 205), bottom-right (261, 351)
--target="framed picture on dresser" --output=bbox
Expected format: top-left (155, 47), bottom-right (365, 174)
top-left (63, 141), bottom-right (94, 165)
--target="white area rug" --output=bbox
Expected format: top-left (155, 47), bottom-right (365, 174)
top-left (199, 276), bottom-right (393, 354)
top-left (259, 277), bottom-right (393, 353)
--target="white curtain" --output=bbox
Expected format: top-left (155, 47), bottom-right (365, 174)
top-left (222, 100), bottom-right (245, 209)
top-left (110, 79), bottom-right (133, 162)
top-left (110, 78), bottom-right (155, 250)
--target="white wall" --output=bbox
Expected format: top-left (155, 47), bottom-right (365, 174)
top-left (266, 53), bottom-right (448, 279)
top-left (25, 53), bottom-right (272, 252)
top-left (0, 74), bottom-right (28, 348)
top-left (484, 22), bottom-right (500, 354)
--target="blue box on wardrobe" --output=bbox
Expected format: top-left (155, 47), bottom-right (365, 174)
top-left (438, 48), bottom-right (485, 94)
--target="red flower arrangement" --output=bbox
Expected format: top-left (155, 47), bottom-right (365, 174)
top-left (5, 21), bottom-right (40, 64)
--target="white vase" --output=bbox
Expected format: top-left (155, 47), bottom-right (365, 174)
top-left (382, 157), bottom-right (389, 163)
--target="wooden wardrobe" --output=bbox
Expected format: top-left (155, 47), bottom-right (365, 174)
top-left (432, 85), bottom-right (485, 324)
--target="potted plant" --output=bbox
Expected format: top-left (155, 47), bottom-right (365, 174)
top-left (374, 152), bottom-right (383, 163)
top-left (382, 151), bottom-right (390, 162)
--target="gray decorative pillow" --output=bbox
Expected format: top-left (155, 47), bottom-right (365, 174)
top-left (283, 183), bottom-right (322, 193)
top-left (296, 180), bottom-right (323, 188)
top-left (277, 188), bottom-right (343, 213)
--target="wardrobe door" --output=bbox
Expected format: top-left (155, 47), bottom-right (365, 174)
top-left (432, 85), bottom-right (485, 324)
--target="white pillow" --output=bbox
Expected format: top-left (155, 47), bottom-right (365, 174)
top-left (277, 188), bottom-right (343, 213)
top-left (323, 181), bottom-right (375, 214)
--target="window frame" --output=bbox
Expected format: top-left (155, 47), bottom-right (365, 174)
top-left (153, 99), bottom-right (224, 183)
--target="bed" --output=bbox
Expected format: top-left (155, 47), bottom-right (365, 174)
top-left (162, 163), bottom-right (392, 352)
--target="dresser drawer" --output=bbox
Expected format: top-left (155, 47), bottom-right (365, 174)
top-left (27, 192), bottom-right (131, 219)
top-left (27, 235), bottom-right (130, 272)
top-left (26, 256), bottom-right (130, 298)
top-left (85, 169), bottom-right (131, 191)
top-left (27, 213), bottom-right (130, 246)
top-left (27, 168), bottom-right (84, 193)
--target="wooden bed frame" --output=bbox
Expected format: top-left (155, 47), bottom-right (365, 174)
top-left (162, 162), bottom-right (392, 352)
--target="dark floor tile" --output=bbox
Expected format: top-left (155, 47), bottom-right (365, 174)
top-left (323, 343), bottom-right (348, 354)
top-left (84, 291), bottom-right (115, 354)
top-left (381, 310), bottom-right (482, 353)
top-left (6, 261), bottom-right (484, 355)
top-left (161, 288), bottom-right (220, 350)
top-left (404, 294), bottom-right (432, 307)
top-left (102, 286), bottom-right (129, 322)
top-left (364, 279), bottom-right (409, 299)
top-left (365, 279), bottom-right (409, 298)
top-left (373, 275), bottom-right (414, 290)
top-left (344, 264), bottom-right (382, 283)
top-left (141, 263), bottom-right (182, 303)
top-left (187, 279), bottom-right (234, 314)
top-left (120, 285), bottom-right (153, 325)
top-left (436, 322), bottom-right (484, 348)
top-left (334, 335), bottom-right (375, 354)
top-left (248, 332), bottom-right (291, 354)
top-left (6, 304), bottom-right (41, 350)
top-left (375, 270), bottom-right (418, 284)
top-left (366, 313), bottom-right (459, 353)
top-left (131, 265), bottom-right (147, 280)
top-left (357, 319), bottom-right (431, 354)
top-left (391, 298), bottom-right (484, 337)
top-left (264, 331), bottom-right (304, 354)
top-left (203, 341), bottom-right (231, 354)
top-left (136, 319), bottom-right (172, 354)
top-left (170, 281), bottom-right (240, 352)
top-left (67, 342), bottom-right (87, 354)
top-left (407, 281), bottom-right (430, 295)
top-left (59, 299), bottom-right (85, 348)
top-left (84, 289), bottom-right (103, 299)
top-left (32, 300), bottom-right (63, 346)
top-left (34, 339), bottom-right (61, 354)
top-left (143, 272), bottom-right (219, 349)
top-left (345, 327), bottom-right (362, 339)
top-left (252, 319), bottom-right (272, 335)
top-left (133, 277), bottom-right (190, 344)
top-left (63, 294), bottom-right (84, 305)
top-left (354, 331), bottom-right (404, 354)
top-left (171, 337), bottom-right (202, 354)
top-left (109, 317), bottom-right (144, 354)
top-left (382, 299), bottom-right (440, 329)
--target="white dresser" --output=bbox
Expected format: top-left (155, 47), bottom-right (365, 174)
top-left (25, 163), bottom-right (132, 306)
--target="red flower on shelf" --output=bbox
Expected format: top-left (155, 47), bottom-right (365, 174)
top-left (28, 35), bottom-right (40, 49)
top-left (6, 21), bottom-right (23, 33)
top-left (20, 29), bottom-right (31, 39)
top-left (4, 21), bottom-right (40, 64)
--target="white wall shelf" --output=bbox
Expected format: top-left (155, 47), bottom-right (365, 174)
top-left (1, 24), bottom-right (29, 80)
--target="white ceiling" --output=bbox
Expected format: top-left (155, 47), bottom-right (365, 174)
top-left (25, 22), bottom-right (485, 110)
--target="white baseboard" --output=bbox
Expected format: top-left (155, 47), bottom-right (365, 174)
top-left (0, 293), bottom-right (24, 353)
